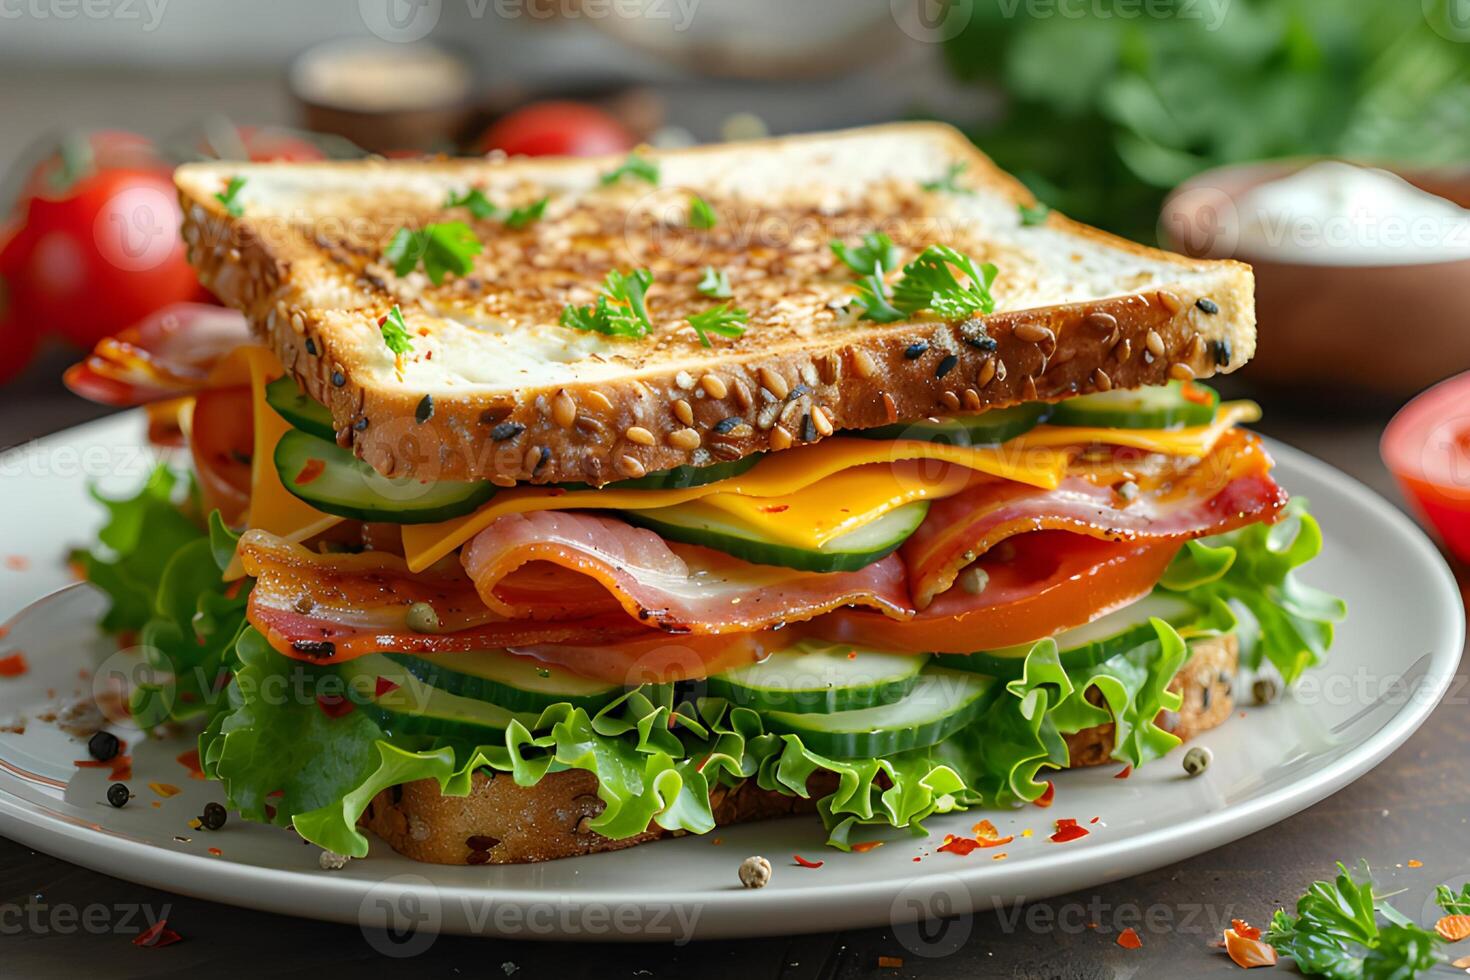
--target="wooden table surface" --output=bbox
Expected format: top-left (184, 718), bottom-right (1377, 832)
top-left (2, 347), bottom-right (1467, 978)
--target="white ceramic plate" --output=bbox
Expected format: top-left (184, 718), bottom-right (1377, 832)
top-left (0, 412), bottom-right (1462, 942)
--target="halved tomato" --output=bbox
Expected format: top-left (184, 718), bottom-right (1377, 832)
top-left (807, 531), bottom-right (1180, 654)
top-left (189, 385), bottom-right (255, 526)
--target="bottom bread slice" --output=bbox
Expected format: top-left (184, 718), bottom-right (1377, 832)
top-left (362, 635), bottom-right (1237, 865)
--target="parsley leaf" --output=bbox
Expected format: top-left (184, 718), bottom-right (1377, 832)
top-left (599, 152), bottom-right (659, 186)
top-left (687, 303), bottom-right (748, 347)
top-left (504, 196), bottom-right (548, 230)
top-left (1264, 863), bottom-right (1443, 980)
top-left (444, 188), bottom-right (498, 220)
top-left (1437, 884), bottom-right (1470, 916)
top-left (922, 162), bottom-right (971, 194)
top-left (890, 244), bottom-right (997, 319)
top-left (383, 221), bottom-right (483, 285)
top-left (689, 194), bottom-right (718, 230)
top-left (215, 176), bottom-right (246, 217)
top-left (851, 265), bottom-right (905, 324)
top-left (830, 232), bottom-right (897, 277)
top-left (378, 305), bottom-right (414, 358)
top-left (1019, 202), bottom-right (1051, 226)
top-left (696, 266), bottom-right (732, 299)
top-left (560, 268), bottom-right (655, 338)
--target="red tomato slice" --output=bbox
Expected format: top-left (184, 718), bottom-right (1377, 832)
top-left (189, 385), bottom-right (254, 526)
top-left (807, 531), bottom-right (1181, 654)
top-left (1382, 371), bottom-right (1470, 562)
top-left (476, 101), bottom-right (636, 158)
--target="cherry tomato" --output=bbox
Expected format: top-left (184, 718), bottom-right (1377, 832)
top-left (199, 124), bottom-right (326, 163)
top-left (475, 101), bottom-right (636, 158)
top-left (808, 533), bottom-right (1181, 654)
top-left (17, 130), bottom-right (165, 205)
top-left (8, 168), bottom-right (199, 349)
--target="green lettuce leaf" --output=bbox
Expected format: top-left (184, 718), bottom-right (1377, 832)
top-left (1160, 499), bottom-right (1345, 683)
top-left (76, 466), bottom-right (203, 633)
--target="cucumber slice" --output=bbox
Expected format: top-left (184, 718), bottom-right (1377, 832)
top-left (621, 499), bottom-right (929, 572)
top-left (760, 667), bottom-right (998, 757)
top-left (274, 428), bottom-right (497, 524)
top-left (342, 655), bottom-right (537, 743)
top-left (1047, 382), bottom-right (1217, 430)
top-left (557, 453), bottom-right (761, 492)
top-left (707, 640), bottom-right (929, 714)
top-left (941, 592), bottom-right (1201, 677)
top-left (855, 403), bottom-right (1049, 446)
top-left (384, 650), bottom-right (622, 713)
top-left (264, 376), bottom-right (336, 440)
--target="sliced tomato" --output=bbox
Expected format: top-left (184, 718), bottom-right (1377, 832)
top-left (189, 385), bottom-right (254, 526)
top-left (807, 531), bottom-right (1181, 654)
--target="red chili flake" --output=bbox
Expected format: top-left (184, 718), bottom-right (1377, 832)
top-left (851, 840), bottom-right (884, 853)
top-left (911, 856), bottom-right (921, 863)
top-left (316, 693), bottom-right (354, 718)
top-left (1089, 817), bottom-right (1100, 824)
top-left (1180, 381), bottom-right (1212, 406)
top-left (758, 505), bottom-right (790, 514)
top-left (1114, 765), bottom-right (1132, 779)
top-left (846, 650), bottom-right (857, 660)
top-left (176, 749), bottom-right (206, 781)
top-left (991, 852), bottom-right (1008, 860)
top-left (374, 676), bottom-right (399, 698)
top-left (0, 626), bottom-right (7, 639)
top-left (149, 782), bottom-right (182, 799)
top-left (207, 848), bottom-right (223, 857)
top-left (1231, 919), bottom-right (1261, 941)
top-left (877, 956), bottom-right (904, 969)
top-left (0, 652), bottom-right (29, 678)
top-left (973, 819), bottom-right (1000, 839)
top-left (1407, 859), bottom-right (1423, 868)
top-left (1436, 915), bottom-right (1470, 942)
top-left (1049, 818), bottom-right (1090, 843)
top-left (1225, 928), bottom-right (1277, 968)
top-left (937, 835), bottom-right (981, 856)
top-left (1117, 927), bottom-right (1142, 949)
top-left (1034, 781), bottom-right (1055, 808)
top-left (133, 920), bottom-right (183, 949)
top-left (792, 854), bottom-right (824, 869)
top-left (4, 555), bottom-right (30, 571)
top-left (294, 458), bottom-right (327, 486)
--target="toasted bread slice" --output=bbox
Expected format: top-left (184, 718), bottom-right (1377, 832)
top-left (362, 635), bottom-right (1236, 865)
top-left (176, 123), bottom-right (1254, 486)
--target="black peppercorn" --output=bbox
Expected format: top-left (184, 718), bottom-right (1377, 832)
top-left (106, 783), bottom-right (130, 808)
top-left (200, 802), bottom-right (228, 831)
top-left (88, 730), bottom-right (120, 762)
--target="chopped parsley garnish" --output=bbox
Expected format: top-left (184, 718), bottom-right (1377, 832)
top-left (1019, 201), bottom-right (1051, 226)
top-left (687, 303), bottom-right (748, 347)
top-left (599, 152), bottom-right (659, 186)
top-left (697, 266), bottom-right (732, 299)
top-left (851, 268), bottom-right (905, 324)
top-left (504, 196), bottom-right (549, 230)
top-left (383, 221), bottom-right (483, 285)
top-left (689, 194), bottom-right (718, 230)
top-left (1265, 863), bottom-right (1444, 980)
top-left (560, 268), bottom-right (655, 338)
top-left (378, 305), bottom-right (414, 358)
top-left (890, 244), bottom-right (997, 319)
top-left (445, 189), bottom-right (548, 229)
top-left (830, 232), bottom-right (897, 277)
top-left (444, 188), bottom-right (498, 220)
top-left (215, 176), bottom-right (246, 217)
top-left (1438, 884), bottom-right (1470, 916)
top-left (921, 162), bottom-right (971, 195)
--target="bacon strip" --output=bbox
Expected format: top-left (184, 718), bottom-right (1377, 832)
top-left (460, 510), bottom-right (913, 633)
top-left (63, 304), bottom-right (254, 406)
top-left (903, 430), bottom-right (1288, 607)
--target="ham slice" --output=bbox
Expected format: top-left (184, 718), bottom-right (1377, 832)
top-left (63, 304), bottom-right (254, 405)
top-left (460, 510), bottom-right (913, 633)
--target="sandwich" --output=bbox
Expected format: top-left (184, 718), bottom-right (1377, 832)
top-left (67, 123), bottom-right (1344, 865)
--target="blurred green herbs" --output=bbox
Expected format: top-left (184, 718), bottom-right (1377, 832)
top-left (941, 0), bottom-right (1470, 241)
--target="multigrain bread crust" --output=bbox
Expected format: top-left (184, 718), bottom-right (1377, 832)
top-left (363, 635), bottom-right (1238, 865)
top-left (175, 123), bottom-right (1255, 486)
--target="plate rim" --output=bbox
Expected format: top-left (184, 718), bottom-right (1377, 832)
top-left (0, 417), bottom-right (1462, 941)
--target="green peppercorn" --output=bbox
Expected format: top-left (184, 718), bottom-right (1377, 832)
top-left (1252, 677), bottom-right (1279, 705)
top-left (106, 783), bottom-right (131, 808)
top-left (1182, 746), bottom-right (1212, 777)
top-left (406, 602), bottom-right (441, 634)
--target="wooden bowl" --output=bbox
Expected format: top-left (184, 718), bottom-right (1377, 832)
top-left (1161, 160), bottom-right (1470, 398)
